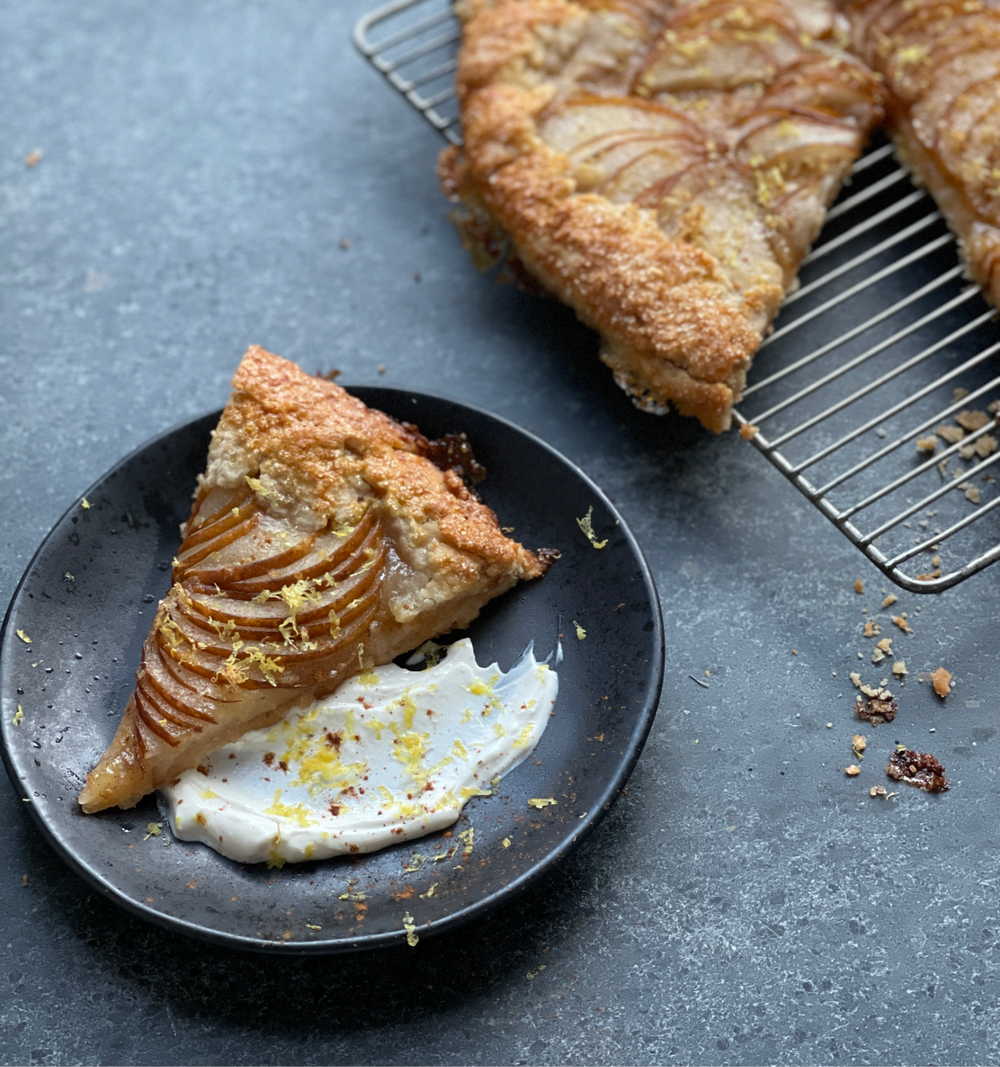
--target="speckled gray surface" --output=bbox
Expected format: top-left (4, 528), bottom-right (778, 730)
top-left (2, 3), bottom-right (999, 1064)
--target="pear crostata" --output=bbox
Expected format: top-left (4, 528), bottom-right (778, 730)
top-left (79, 347), bottom-right (550, 812)
top-left (440, 0), bottom-right (884, 431)
top-left (847, 0), bottom-right (1000, 307)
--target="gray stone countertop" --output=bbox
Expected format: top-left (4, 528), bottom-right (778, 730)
top-left (2, 3), bottom-right (998, 1064)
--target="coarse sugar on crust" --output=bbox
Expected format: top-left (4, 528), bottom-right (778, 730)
top-left (442, 0), bottom-right (883, 432)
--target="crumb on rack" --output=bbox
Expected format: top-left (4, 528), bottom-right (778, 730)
top-left (740, 424), bottom-right (760, 440)
top-left (916, 435), bottom-right (938, 454)
top-left (956, 409), bottom-right (991, 432)
top-left (935, 424), bottom-right (965, 444)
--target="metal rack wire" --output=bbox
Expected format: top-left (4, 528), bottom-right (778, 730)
top-left (354, 0), bottom-right (1000, 593)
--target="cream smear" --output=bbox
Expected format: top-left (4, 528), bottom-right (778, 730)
top-left (161, 639), bottom-right (557, 865)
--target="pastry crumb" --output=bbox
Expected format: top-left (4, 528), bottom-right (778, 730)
top-left (956, 409), bottom-right (991, 432)
top-left (931, 666), bottom-right (952, 698)
top-left (935, 424), bottom-right (965, 444)
top-left (24, 149), bottom-right (43, 167)
top-left (740, 423), bottom-right (760, 440)
top-left (854, 579), bottom-right (864, 594)
top-left (916, 435), bottom-right (939, 454)
top-left (881, 594), bottom-right (898, 608)
top-left (856, 691), bottom-right (898, 725)
top-left (845, 764), bottom-right (861, 776)
top-left (886, 748), bottom-right (949, 792)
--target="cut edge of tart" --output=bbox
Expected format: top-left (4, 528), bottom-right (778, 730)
top-left (78, 346), bottom-right (552, 813)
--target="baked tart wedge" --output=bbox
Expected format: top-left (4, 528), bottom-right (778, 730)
top-left (846, 0), bottom-right (1000, 306)
top-left (79, 347), bottom-right (551, 813)
top-left (441, 0), bottom-right (884, 431)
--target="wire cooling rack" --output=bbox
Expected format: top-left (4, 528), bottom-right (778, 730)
top-left (353, 0), bottom-right (1000, 593)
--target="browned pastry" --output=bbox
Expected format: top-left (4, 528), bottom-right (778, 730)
top-left (79, 346), bottom-right (549, 812)
top-left (440, 0), bottom-right (883, 431)
top-left (846, 0), bottom-right (1000, 306)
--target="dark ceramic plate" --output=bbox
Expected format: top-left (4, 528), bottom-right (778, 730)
top-left (0, 387), bottom-right (663, 954)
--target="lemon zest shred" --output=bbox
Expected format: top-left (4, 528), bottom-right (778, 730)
top-left (576, 506), bottom-right (607, 549)
top-left (403, 910), bottom-right (419, 947)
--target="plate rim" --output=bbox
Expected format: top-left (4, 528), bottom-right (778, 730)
top-left (0, 385), bottom-right (665, 954)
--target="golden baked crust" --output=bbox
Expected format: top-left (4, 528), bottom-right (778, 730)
top-left (442, 0), bottom-right (883, 431)
top-left (79, 346), bottom-right (548, 812)
top-left (846, 0), bottom-right (1000, 306)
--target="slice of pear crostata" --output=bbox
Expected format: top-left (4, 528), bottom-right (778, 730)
top-left (79, 346), bottom-right (550, 812)
top-left (440, 0), bottom-right (884, 431)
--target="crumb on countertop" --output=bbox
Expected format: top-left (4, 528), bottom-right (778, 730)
top-left (931, 666), bottom-right (952, 698)
top-left (855, 689), bottom-right (898, 726)
top-left (886, 748), bottom-right (950, 792)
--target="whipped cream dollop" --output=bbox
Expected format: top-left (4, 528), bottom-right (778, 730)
top-left (162, 639), bottom-right (558, 865)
